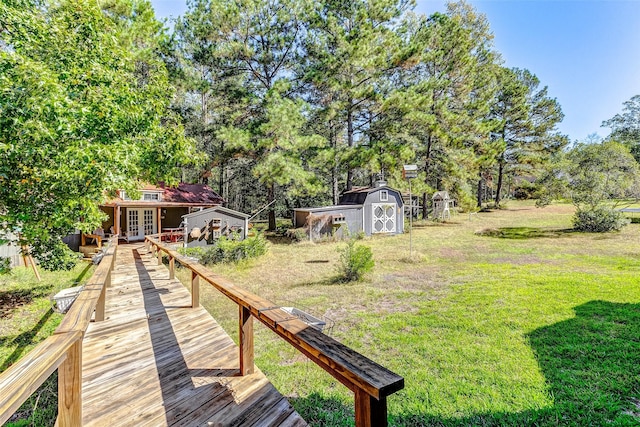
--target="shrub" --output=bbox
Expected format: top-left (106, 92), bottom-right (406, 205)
top-left (0, 257), bottom-right (10, 275)
top-left (286, 228), bottom-right (308, 243)
top-left (197, 234), bottom-right (268, 265)
top-left (177, 246), bottom-right (206, 259)
top-left (336, 238), bottom-right (374, 282)
top-left (30, 237), bottom-right (80, 271)
top-left (572, 207), bottom-right (629, 232)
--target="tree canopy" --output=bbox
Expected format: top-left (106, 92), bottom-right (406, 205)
top-left (0, 0), bottom-right (199, 259)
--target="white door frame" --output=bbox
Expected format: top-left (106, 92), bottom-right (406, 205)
top-left (372, 203), bottom-right (396, 234)
top-left (127, 208), bottom-right (156, 241)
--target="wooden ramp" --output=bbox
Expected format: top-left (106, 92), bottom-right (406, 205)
top-left (81, 243), bottom-right (306, 426)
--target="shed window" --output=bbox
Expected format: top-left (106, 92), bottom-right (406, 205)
top-left (380, 190), bottom-right (388, 201)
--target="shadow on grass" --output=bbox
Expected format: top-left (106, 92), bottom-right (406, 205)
top-left (0, 284), bottom-right (53, 319)
top-left (1, 308), bottom-right (54, 371)
top-left (476, 227), bottom-right (575, 239)
top-left (73, 263), bottom-right (93, 284)
top-left (287, 301), bottom-right (640, 426)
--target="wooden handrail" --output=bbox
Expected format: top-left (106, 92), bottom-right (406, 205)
top-left (0, 331), bottom-right (83, 425)
top-left (0, 237), bottom-right (118, 426)
top-left (147, 235), bottom-right (404, 427)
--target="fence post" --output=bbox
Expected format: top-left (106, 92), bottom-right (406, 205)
top-left (169, 256), bottom-right (175, 280)
top-left (191, 271), bottom-right (199, 308)
top-left (239, 306), bottom-right (254, 376)
top-left (58, 338), bottom-right (82, 426)
top-left (354, 390), bottom-right (387, 427)
top-left (157, 247), bottom-right (162, 266)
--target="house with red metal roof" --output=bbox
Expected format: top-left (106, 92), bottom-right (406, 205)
top-left (99, 183), bottom-right (223, 242)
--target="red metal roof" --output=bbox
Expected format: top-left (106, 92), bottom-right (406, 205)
top-left (103, 183), bottom-right (224, 207)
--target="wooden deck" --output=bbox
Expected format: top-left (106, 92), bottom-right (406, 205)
top-left (81, 243), bottom-right (306, 426)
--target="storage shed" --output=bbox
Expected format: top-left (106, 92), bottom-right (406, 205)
top-left (182, 206), bottom-right (250, 247)
top-left (294, 185), bottom-right (404, 239)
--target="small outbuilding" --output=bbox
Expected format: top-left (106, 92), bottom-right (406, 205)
top-left (432, 191), bottom-right (455, 220)
top-left (182, 206), bottom-right (250, 247)
top-left (294, 184), bottom-right (404, 239)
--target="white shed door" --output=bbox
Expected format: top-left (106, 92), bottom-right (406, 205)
top-left (372, 203), bottom-right (396, 233)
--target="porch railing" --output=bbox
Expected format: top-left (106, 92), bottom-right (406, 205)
top-left (146, 235), bottom-right (404, 427)
top-left (0, 238), bottom-right (118, 425)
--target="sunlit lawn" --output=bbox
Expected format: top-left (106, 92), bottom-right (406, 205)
top-left (0, 262), bottom-right (95, 426)
top-left (178, 200), bottom-right (640, 426)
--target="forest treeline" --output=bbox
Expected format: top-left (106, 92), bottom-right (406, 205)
top-left (2, 0), bottom-right (638, 254)
top-left (170, 0), bottom-right (568, 229)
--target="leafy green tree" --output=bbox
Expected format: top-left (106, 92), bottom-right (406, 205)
top-left (0, 0), bottom-right (198, 266)
top-left (300, 0), bottom-right (411, 198)
top-left (386, 2), bottom-right (499, 217)
top-left (537, 141), bottom-right (640, 231)
top-left (602, 94), bottom-right (640, 162)
top-left (490, 67), bottom-right (566, 207)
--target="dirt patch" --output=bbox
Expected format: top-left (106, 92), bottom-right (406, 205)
top-left (439, 248), bottom-right (466, 262)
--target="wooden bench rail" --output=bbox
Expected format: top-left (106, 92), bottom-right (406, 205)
top-left (56, 238), bottom-right (118, 334)
top-left (147, 235), bottom-right (404, 427)
top-left (0, 237), bottom-right (118, 426)
top-left (0, 331), bottom-right (83, 425)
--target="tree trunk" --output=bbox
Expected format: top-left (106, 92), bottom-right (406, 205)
top-left (218, 157), bottom-right (225, 202)
top-left (422, 134), bottom-right (433, 219)
top-left (346, 104), bottom-right (354, 191)
top-left (495, 160), bottom-right (505, 207)
top-left (477, 173), bottom-right (483, 208)
top-left (331, 127), bottom-right (339, 205)
top-left (267, 183), bottom-right (276, 231)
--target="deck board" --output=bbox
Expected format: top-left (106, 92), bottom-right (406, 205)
top-left (81, 243), bottom-right (306, 426)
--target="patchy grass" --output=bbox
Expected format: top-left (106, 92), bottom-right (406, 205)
top-left (0, 262), bottom-right (95, 426)
top-left (175, 200), bottom-right (640, 425)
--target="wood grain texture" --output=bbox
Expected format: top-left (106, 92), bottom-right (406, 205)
top-left (81, 243), bottom-right (305, 426)
top-left (0, 331), bottom-right (82, 425)
top-left (147, 237), bottom-right (404, 401)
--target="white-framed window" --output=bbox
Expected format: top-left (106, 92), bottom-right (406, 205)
top-left (142, 192), bottom-right (161, 201)
top-left (120, 190), bottom-right (130, 201)
top-left (380, 190), bottom-right (388, 202)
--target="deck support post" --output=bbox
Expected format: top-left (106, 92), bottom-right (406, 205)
top-left (95, 285), bottom-right (106, 322)
top-left (157, 247), bottom-right (162, 266)
top-left (191, 271), bottom-right (200, 308)
top-left (354, 390), bottom-right (387, 427)
top-left (169, 256), bottom-right (175, 280)
top-left (239, 306), bottom-right (254, 376)
top-left (58, 339), bottom-right (82, 426)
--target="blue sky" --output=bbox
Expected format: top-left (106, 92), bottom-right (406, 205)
top-left (150, 0), bottom-right (640, 143)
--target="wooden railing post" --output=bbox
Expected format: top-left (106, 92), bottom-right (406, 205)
top-left (239, 306), bottom-right (254, 376)
top-left (95, 285), bottom-right (106, 322)
top-left (169, 256), bottom-right (175, 280)
top-left (157, 246), bottom-right (162, 266)
top-left (355, 390), bottom-right (387, 427)
top-left (58, 338), bottom-right (82, 426)
top-left (191, 271), bottom-right (200, 308)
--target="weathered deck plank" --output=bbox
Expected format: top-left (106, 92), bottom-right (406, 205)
top-left (82, 243), bottom-right (306, 426)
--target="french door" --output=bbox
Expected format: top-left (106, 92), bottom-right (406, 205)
top-left (127, 208), bottom-right (156, 241)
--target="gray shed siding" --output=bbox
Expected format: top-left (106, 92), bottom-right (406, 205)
top-left (294, 206), bottom-right (363, 239)
top-left (182, 207), bottom-right (249, 248)
top-left (362, 188), bottom-right (404, 235)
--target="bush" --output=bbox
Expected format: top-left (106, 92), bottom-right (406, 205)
top-left (336, 238), bottom-right (374, 282)
top-left (513, 181), bottom-right (539, 200)
top-left (286, 228), bottom-right (307, 243)
top-left (30, 237), bottom-right (80, 271)
top-left (0, 257), bottom-right (10, 274)
top-left (572, 207), bottom-right (629, 232)
top-left (197, 234), bottom-right (268, 265)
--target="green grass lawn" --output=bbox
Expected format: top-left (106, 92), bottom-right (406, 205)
top-left (177, 201), bottom-right (640, 426)
top-left (0, 262), bottom-right (95, 426)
